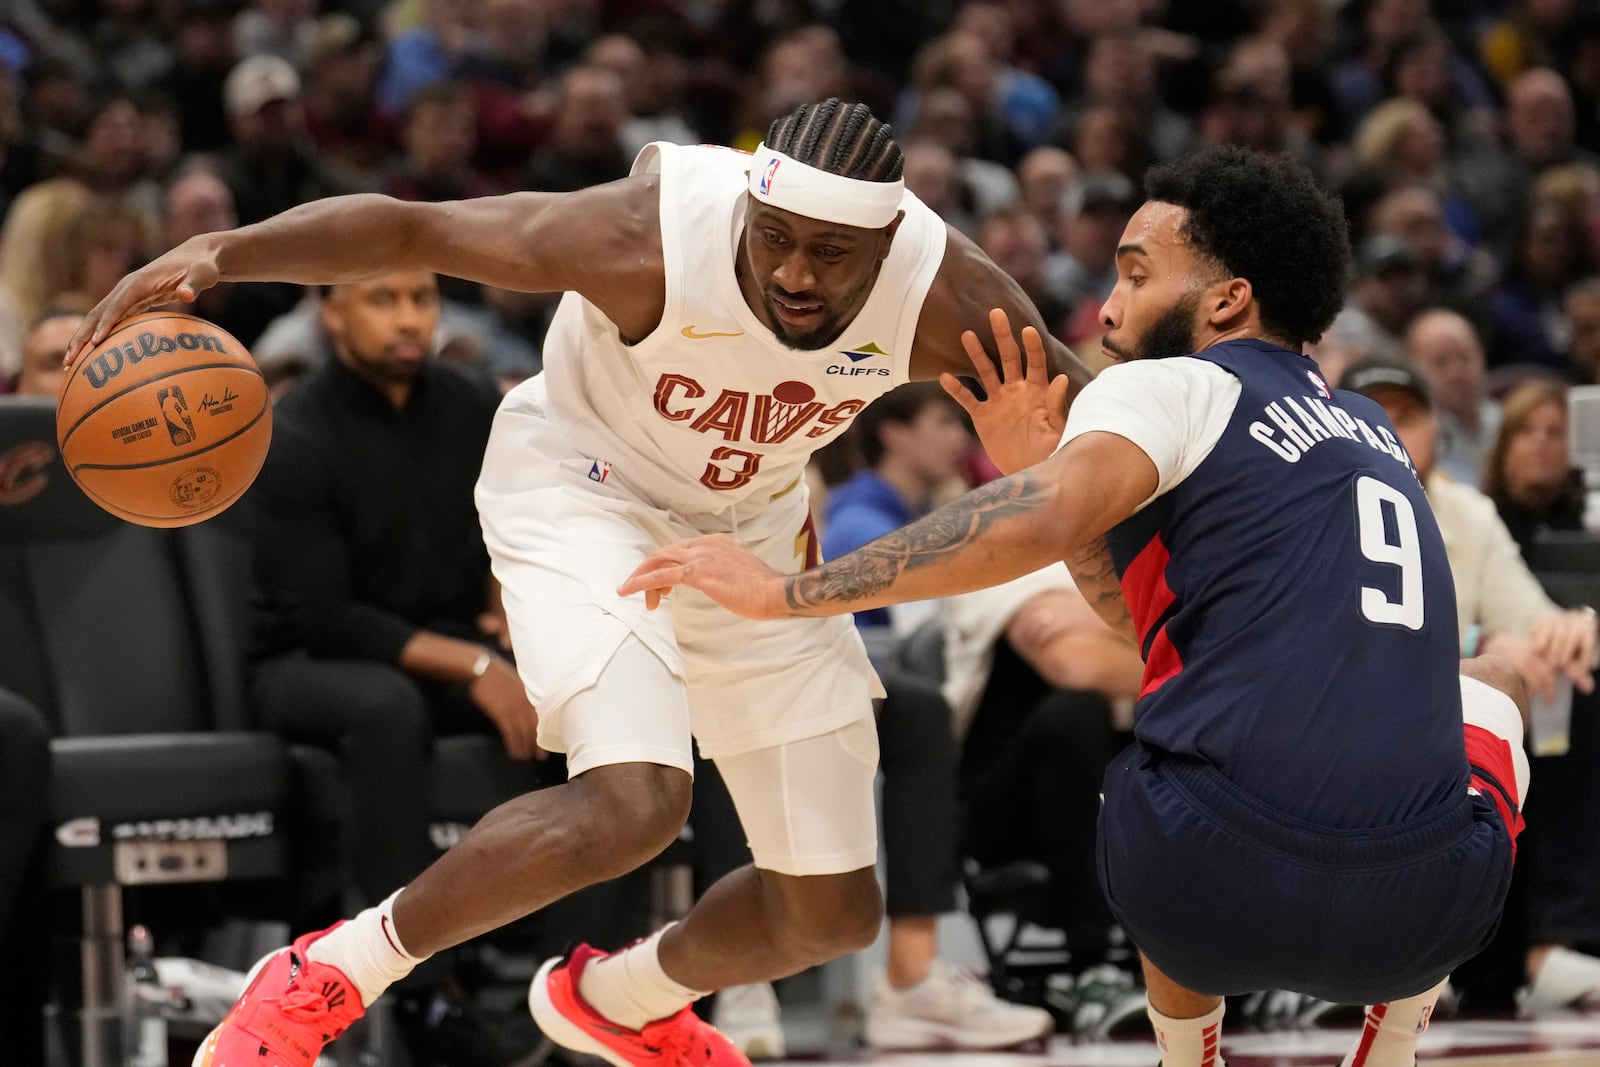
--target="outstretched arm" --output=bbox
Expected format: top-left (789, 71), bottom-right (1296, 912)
top-left (70, 177), bottom-right (665, 360)
top-left (619, 430), bottom-right (1157, 620)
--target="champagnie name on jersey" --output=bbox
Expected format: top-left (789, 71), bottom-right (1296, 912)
top-left (1248, 392), bottom-right (1416, 474)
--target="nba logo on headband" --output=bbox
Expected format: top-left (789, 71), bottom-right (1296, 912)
top-left (760, 157), bottom-right (780, 195)
top-left (747, 142), bottom-right (905, 228)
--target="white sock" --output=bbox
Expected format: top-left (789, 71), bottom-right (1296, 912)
top-left (578, 925), bottom-right (706, 1030)
top-left (1148, 1000), bottom-right (1226, 1067)
top-left (306, 890), bottom-right (430, 1008)
top-left (1340, 977), bottom-right (1448, 1067)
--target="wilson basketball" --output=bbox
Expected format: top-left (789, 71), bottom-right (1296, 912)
top-left (56, 311), bottom-right (272, 528)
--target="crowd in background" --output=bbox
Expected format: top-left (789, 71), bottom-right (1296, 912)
top-left (5, 0), bottom-right (1600, 1060)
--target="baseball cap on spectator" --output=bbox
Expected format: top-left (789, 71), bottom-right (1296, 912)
top-left (225, 55), bottom-right (301, 116)
top-left (1343, 357), bottom-right (1433, 410)
top-left (1355, 234), bottom-right (1420, 278)
top-left (1061, 170), bottom-right (1139, 218)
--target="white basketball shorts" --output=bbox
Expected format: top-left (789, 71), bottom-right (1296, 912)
top-left (475, 378), bottom-right (884, 765)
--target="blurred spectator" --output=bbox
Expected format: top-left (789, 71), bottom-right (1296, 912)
top-left (525, 64), bottom-right (630, 192)
top-left (904, 87), bottom-right (1019, 218)
top-left (978, 205), bottom-right (1068, 338)
top-left (1047, 171), bottom-right (1139, 343)
top-left (384, 79), bottom-right (490, 202)
top-left (731, 26), bottom-right (852, 152)
top-left (902, 140), bottom-right (977, 238)
top-left (1059, 28), bottom-right (1189, 166)
top-left (1384, 26), bottom-right (1500, 147)
top-left (1486, 380), bottom-right (1588, 547)
top-left (218, 54), bottom-right (352, 224)
top-left (1333, 0), bottom-right (1495, 127)
top-left (154, 0), bottom-right (244, 153)
top-left (1350, 357), bottom-right (1600, 1018)
top-left (824, 383), bottom-right (972, 652)
top-left (945, 3), bottom-right (1060, 158)
top-left (1257, 0), bottom-right (1343, 145)
top-left (1346, 233), bottom-right (1429, 345)
top-left (74, 94), bottom-right (150, 197)
top-left (1347, 359), bottom-right (1594, 702)
top-left (586, 32), bottom-right (697, 159)
top-left (248, 270), bottom-right (528, 896)
top-left (20, 54), bottom-right (87, 174)
top-left (456, 0), bottom-right (547, 93)
top-left (300, 14), bottom-right (391, 186)
top-left (0, 67), bottom-right (41, 218)
top-left (1351, 97), bottom-right (1450, 190)
top-left (136, 91), bottom-right (185, 186)
top-left (1480, 0), bottom-right (1581, 90)
top-left (1406, 308), bottom-right (1502, 486)
top-left (944, 566), bottom-right (1145, 1006)
top-left (1064, 101), bottom-right (1146, 184)
top-left (817, 383), bottom-right (1052, 1052)
top-left (9, 307), bottom-right (80, 397)
top-left (1363, 178), bottom-right (1494, 308)
top-left (234, 0), bottom-right (319, 68)
top-left (56, 193), bottom-right (157, 309)
top-left (0, 177), bottom-right (92, 380)
top-left (376, 0), bottom-right (476, 117)
top-left (1215, 36), bottom-right (1321, 169)
top-left (1468, 68), bottom-right (1600, 252)
top-left (1015, 145), bottom-right (1077, 244)
top-left (1489, 198), bottom-right (1595, 369)
top-left (163, 162), bottom-right (299, 345)
top-left (1309, 306), bottom-right (1405, 387)
top-left (1565, 275), bottom-right (1600, 383)
top-left (0, 688), bottom-right (50, 1064)
top-left (902, 31), bottom-right (1026, 167)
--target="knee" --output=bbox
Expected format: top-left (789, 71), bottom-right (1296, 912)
top-left (767, 867), bottom-right (884, 963)
top-left (569, 762), bottom-right (692, 875)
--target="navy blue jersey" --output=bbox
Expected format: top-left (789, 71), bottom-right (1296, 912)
top-left (1104, 339), bottom-right (1467, 828)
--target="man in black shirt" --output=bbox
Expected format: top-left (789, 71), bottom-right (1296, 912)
top-left (248, 270), bottom-right (541, 903)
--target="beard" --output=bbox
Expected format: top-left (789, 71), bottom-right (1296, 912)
top-left (1105, 289), bottom-right (1202, 363)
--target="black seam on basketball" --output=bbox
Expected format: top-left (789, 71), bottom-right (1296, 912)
top-left (73, 467), bottom-right (252, 524)
top-left (59, 361), bottom-right (265, 450)
top-left (66, 404), bottom-right (269, 473)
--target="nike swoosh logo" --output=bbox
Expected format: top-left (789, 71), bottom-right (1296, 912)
top-left (681, 326), bottom-right (745, 339)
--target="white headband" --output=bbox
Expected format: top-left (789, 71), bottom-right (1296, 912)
top-left (747, 143), bottom-right (905, 229)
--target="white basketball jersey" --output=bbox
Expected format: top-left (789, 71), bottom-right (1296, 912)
top-left (533, 141), bottom-right (947, 513)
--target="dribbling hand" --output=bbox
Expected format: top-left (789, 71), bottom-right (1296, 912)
top-left (619, 535), bottom-right (790, 620)
top-left (66, 238), bottom-right (224, 366)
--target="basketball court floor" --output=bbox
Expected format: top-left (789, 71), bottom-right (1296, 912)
top-left (756, 1017), bottom-right (1600, 1066)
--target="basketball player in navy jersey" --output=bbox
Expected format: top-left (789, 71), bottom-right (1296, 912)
top-left (626, 145), bottom-right (1531, 1067)
top-left (70, 100), bottom-right (1079, 1067)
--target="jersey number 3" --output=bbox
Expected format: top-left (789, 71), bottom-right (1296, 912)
top-left (1355, 475), bottom-right (1424, 631)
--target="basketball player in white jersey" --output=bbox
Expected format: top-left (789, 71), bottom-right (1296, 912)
top-left (71, 99), bottom-right (1089, 1067)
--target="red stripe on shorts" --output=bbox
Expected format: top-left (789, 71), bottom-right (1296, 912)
top-left (1464, 722), bottom-right (1524, 859)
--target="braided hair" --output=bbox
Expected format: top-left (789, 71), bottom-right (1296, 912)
top-left (763, 99), bottom-right (904, 183)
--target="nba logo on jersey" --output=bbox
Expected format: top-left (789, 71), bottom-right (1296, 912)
top-left (760, 157), bottom-right (780, 195)
top-left (1307, 369), bottom-right (1331, 398)
top-left (588, 459), bottom-right (612, 483)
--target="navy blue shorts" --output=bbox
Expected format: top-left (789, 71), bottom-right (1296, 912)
top-left (1096, 743), bottom-right (1515, 1005)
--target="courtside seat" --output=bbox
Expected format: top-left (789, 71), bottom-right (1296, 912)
top-left (0, 397), bottom-right (292, 1066)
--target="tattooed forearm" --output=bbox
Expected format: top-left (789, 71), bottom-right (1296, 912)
top-left (786, 469), bottom-right (1057, 613)
top-left (1065, 536), bottom-right (1136, 645)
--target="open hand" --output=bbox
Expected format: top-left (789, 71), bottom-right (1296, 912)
top-left (66, 237), bottom-right (223, 366)
top-left (1530, 608), bottom-right (1598, 695)
top-left (619, 535), bottom-right (790, 620)
top-left (941, 308), bottom-right (1071, 476)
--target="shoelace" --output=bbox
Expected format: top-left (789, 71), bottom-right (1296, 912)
top-left (653, 1013), bottom-right (713, 1064)
top-left (268, 985), bottom-right (353, 1042)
